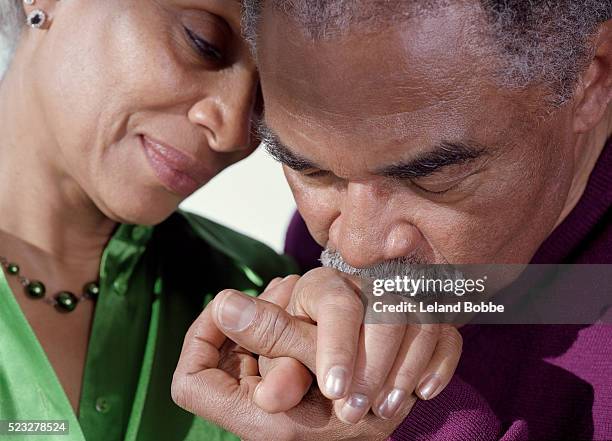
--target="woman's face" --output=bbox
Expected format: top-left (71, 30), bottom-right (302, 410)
top-left (22, 0), bottom-right (258, 224)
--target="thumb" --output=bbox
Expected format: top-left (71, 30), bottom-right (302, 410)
top-left (211, 289), bottom-right (317, 372)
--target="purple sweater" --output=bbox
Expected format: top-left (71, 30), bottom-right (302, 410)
top-left (285, 139), bottom-right (612, 440)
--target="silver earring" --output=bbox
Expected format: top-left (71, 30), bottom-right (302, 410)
top-left (24, 0), bottom-right (36, 5)
top-left (26, 9), bottom-right (46, 28)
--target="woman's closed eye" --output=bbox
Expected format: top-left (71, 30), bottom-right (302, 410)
top-left (184, 26), bottom-right (223, 62)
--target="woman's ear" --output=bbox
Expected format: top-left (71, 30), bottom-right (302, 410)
top-left (573, 20), bottom-right (612, 134)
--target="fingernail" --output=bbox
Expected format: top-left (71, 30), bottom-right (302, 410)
top-left (418, 373), bottom-right (442, 400)
top-left (218, 291), bottom-right (256, 331)
top-left (377, 388), bottom-right (406, 419)
top-left (339, 393), bottom-right (370, 424)
top-left (324, 366), bottom-right (348, 399)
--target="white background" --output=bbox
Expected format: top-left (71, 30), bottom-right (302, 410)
top-left (180, 149), bottom-right (296, 252)
top-left (1, 39), bottom-right (297, 252)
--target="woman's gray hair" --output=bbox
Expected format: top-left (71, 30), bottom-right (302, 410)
top-left (0, 0), bottom-right (25, 75)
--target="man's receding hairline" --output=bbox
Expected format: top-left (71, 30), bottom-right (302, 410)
top-left (242, 0), bottom-right (612, 106)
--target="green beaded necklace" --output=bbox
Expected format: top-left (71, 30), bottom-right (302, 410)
top-left (0, 256), bottom-right (99, 313)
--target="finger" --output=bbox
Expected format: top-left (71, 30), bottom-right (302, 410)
top-left (174, 302), bottom-right (227, 377)
top-left (265, 277), bottom-right (284, 291)
top-left (330, 323), bottom-right (406, 424)
top-left (253, 357), bottom-right (313, 413)
top-left (257, 277), bottom-right (315, 413)
top-left (172, 302), bottom-right (293, 440)
top-left (217, 340), bottom-right (259, 379)
top-left (288, 268), bottom-right (365, 400)
top-left (211, 289), bottom-right (318, 371)
top-left (370, 324), bottom-right (441, 420)
top-left (415, 324), bottom-right (463, 400)
top-left (259, 275), bottom-right (300, 309)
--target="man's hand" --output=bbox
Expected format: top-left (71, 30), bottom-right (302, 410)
top-left (172, 268), bottom-right (462, 439)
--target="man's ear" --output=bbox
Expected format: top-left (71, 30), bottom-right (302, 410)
top-left (573, 20), bottom-right (612, 134)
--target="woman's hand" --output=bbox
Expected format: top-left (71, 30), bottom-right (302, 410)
top-left (171, 267), bottom-right (462, 439)
top-left (256, 268), bottom-right (462, 423)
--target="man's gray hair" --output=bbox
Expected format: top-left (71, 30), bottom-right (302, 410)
top-left (242, 0), bottom-right (612, 105)
top-left (0, 0), bottom-right (25, 75)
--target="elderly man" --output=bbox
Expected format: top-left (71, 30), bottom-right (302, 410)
top-left (172, 1), bottom-right (612, 440)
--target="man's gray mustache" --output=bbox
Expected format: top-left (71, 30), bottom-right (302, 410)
top-left (319, 248), bottom-right (461, 282)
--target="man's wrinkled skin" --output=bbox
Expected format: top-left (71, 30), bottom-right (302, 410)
top-left (259, 3), bottom-right (611, 268)
top-left (171, 2), bottom-right (612, 440)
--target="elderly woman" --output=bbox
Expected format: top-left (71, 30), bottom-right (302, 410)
top-left (0, 1), bottom-right (298, 440)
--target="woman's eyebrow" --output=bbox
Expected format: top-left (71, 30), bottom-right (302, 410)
top-left (378, 141), bottom-right (488, 179)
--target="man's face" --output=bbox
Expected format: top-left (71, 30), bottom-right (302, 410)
top-left (257, 3), bottom-right (580, 266)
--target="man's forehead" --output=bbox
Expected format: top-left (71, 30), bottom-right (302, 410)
top-left (257, 2), bottom-right (493, 121)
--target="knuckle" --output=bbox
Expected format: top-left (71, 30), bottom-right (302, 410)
top-left (299, 267), bottom-right (358, 293)
top-left (170, 374), bottom-right (191, 410)
top-left (394, 364), bottom-right (422, 387)
top-left (265, 277), bottom-right (284, 290)
top-left (349, 370), bottom-right (384, 393)
top-left (321, 291), bottom-right (364, 318)
top-left (216, 289), bottom-right (241, 304)
top-left (323, 345), bottom-right (356, 366)
top-left (283, 274), bottom-right (301, 284)
top-left (302, 266), bottom-right (338, 281)
top-left (253, 306), bottom-right (295, 356)
top-left (439, 326), bottom-right (463, 354)
top-left (366, 324), bottom-right (405, 343)
top-left (414, 323), bottom-right (441, 340)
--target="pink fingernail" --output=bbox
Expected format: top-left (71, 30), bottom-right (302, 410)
top-left (339, 393), bottom-right (370, 424)
top-left (377, 388), bottom-right (407, 419)
top-left (418, 373), bottom-right (442, 400)
top-left (324, 366), bottom-right (348, 399)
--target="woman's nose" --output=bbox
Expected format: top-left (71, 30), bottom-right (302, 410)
top-left (188, 71), bottom-right (257, 153)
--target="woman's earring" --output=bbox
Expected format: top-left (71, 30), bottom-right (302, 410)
top-left (23, 0), bottom-right (36, 5)
top-left (26, 9), bottom-right (47, 29)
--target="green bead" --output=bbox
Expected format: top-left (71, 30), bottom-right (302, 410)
top-left (25, 281), bottom-right (46, 298)
top-left (83, 282), bottom-right (100, 300)
top-left (55, 291), bottom-right (78, 312)
top-left (6, 263), bottom-right (19, 275)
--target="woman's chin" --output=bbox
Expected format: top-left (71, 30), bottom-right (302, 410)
top-left (97, 187), bottom-right (185, 226)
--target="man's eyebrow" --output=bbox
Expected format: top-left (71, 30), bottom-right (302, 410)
top-left (379, 141), bottom-right (487, 179)
top-left (258, 121), bottom-right (487, 178)
top-left (258, 122), bottom-right (320, 171)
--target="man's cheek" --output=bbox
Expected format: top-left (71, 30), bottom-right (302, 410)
top-left (296, 197), bottom-right (335, 247)
top-left (413, 208), bottom-right (497, 264)
top-left (287, 179), bottom-right (338, 247)
top-left (297, 200), bottom-right (336, 248)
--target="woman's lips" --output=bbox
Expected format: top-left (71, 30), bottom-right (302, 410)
top-left (141, 135), bottom-right (212, 197)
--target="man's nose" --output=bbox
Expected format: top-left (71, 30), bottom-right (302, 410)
top-left (188, 70), bottom-right (256, 153)
top-left (329, 183), bottom-right (421, 269)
